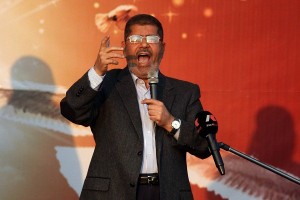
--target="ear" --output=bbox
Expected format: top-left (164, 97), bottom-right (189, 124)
top-left (159, 42), bottom-right (165, 58)
top-left (155, 42), bottom-right (165, 66)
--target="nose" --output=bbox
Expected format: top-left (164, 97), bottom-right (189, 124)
top-left (141, 37), bottom-right (149, 47)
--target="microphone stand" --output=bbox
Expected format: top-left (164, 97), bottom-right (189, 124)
top-left (218, 142), bottom-right (300, 185)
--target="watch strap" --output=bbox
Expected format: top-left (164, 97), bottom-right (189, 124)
top-left (170, 119), bottom-right (181, 136)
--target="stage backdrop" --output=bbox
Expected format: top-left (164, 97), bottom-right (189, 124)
top-left (0, 0), bottom-right (299, 199)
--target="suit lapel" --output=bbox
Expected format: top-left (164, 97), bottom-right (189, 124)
top-left (157, 73), bottom-right (176, 111)
top-left (155, 73), bottom-right (175, 169)
top-left (115, 68), bottom-right (143, 140)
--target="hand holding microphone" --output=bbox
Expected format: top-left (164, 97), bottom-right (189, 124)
top-left (196, 111), bottom-right (225, 175)
top-left (142, 68), bottom-right (174, 132)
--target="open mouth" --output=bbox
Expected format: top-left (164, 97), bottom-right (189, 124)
top-left (137, 52), bottom-right (151, 65)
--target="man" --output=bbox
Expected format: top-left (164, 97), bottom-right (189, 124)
top-left (60, 14), bottom-right (210, 200)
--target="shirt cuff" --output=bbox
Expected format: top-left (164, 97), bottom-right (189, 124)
top-left (173, 129), bottom-right (180, 140)
top-left (88, 67), bottom-right (105, 90)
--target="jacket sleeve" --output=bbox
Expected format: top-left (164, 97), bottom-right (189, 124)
top-left (60, 72), bottom-right (100, 127)
top-left (173, 83), bottom-right (211, 159)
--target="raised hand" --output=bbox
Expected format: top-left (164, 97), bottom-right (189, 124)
top-left (94, 36), bottom-right (124, 75)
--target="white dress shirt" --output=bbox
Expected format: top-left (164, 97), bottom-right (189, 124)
top-left (131, 73), bottom-right (158, 173)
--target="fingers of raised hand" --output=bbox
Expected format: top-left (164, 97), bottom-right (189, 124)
top-left (98, 36), bottom-right (124, 64)
top-left (100, 36), bottom-right (110, 49)
top-left (99, 51), bottom-right (124, 65)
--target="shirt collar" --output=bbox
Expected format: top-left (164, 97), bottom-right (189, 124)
top-left (130, 72), bottom-right (139, 84)
top-left (130, 72), bottom-right (148, 87)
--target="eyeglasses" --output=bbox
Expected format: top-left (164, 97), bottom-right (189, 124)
top-left (127, 35), bottom-right (161, 44)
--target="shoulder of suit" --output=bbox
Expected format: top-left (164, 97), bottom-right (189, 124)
top-left (102, 68), bottom-right (124, 82)
top-left (106, 68), bottom-right (123, 76)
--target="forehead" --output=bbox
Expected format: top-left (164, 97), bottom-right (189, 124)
top-left (129, 24), bottom-right (158, 35)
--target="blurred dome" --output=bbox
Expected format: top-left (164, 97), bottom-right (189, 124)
top-left (10, 56), bottom-right (55, 92)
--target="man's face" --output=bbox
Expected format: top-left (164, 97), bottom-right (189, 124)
top-left (123, 24), bottom-right (165, 81)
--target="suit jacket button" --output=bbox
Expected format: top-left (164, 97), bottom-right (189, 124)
top-left (137, 151), bottom-right (142, 156)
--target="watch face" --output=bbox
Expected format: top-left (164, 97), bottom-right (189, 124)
top-left (172, 120), bottom-right (180, 129)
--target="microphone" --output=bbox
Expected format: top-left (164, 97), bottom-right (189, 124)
top-left (147, 69), bottom-right (158, 99)
top-left (196, 111), bottom-right (225, 175)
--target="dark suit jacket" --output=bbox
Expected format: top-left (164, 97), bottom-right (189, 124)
top-left (60, 67), bottom-right (210, 200)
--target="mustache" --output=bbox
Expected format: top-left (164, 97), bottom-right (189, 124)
top-left (137, 48), bottom-right (152, 55)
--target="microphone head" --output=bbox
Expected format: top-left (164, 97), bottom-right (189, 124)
top-left (147, 69), bottom-right (159, 84)
top-left (196, 111), bottom-right (218, 135)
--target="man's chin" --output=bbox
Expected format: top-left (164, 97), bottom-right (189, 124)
top-left (130, 68), bottom-right (150, 80)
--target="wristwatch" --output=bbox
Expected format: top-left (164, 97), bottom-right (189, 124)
top-left (170, 118), bottom-right (181, 135)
